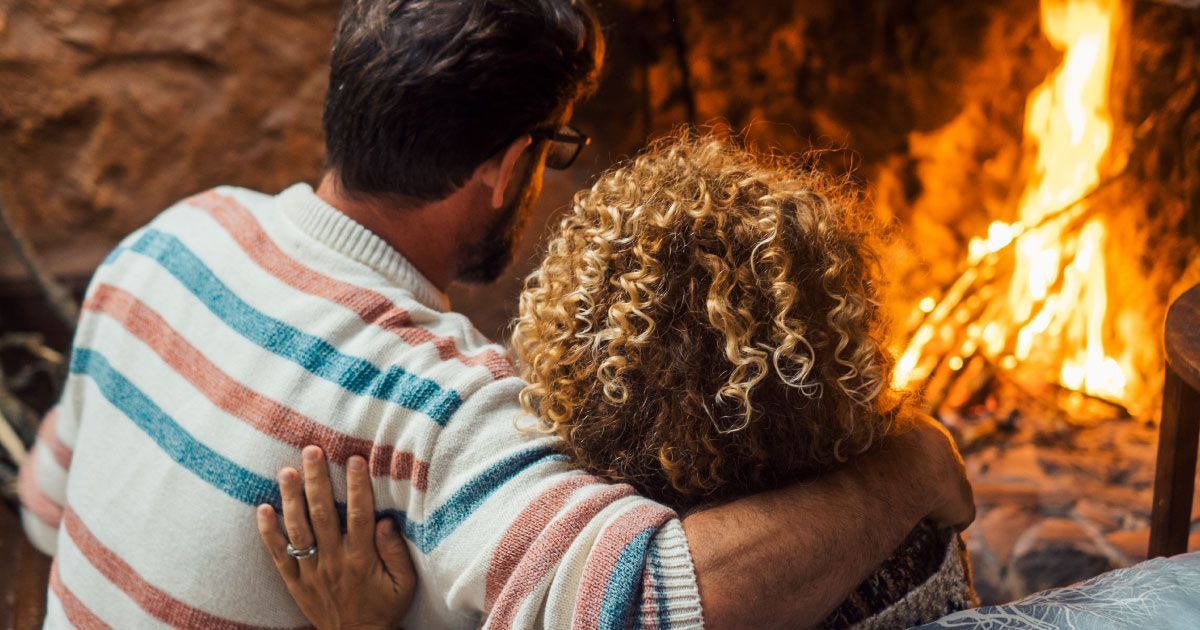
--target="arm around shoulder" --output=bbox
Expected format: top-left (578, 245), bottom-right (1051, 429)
top-left (682, 414), bottom-right (974, 629)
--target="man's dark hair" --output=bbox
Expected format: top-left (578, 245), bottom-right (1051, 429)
top-left (323, 0), bottom-right (604, 202)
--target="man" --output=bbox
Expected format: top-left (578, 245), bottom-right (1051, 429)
top-left (18, 0), bottom-right (973, 627)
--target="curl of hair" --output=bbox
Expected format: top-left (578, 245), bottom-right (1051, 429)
top-left (513, 130), bottom-right (911, 511)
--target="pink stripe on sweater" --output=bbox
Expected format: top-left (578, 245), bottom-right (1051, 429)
top-left (39, 407), bottom-right (73, 469)
top-left (50, 558), bottom-right (111, 630)
top-left (572, 504), bottom-right (676, 630)
top-left (63, 508), bottom-right (288, 630)
top-left (186, 191), bottom-right (515, 380)
top-left (487, 483), bottom-right (638, 628)
top-left (639, 553), bottom-right (660, 630)
top-left (485, 475), bottom-right (599, 608)
top-left (84, 283), bottom-right (429, 490)
top-left (17, 444), bottom-right (63, 528)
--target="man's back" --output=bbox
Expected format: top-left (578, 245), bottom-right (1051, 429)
top-left (30, 184), bottom-right (479, 626)
top-left (20, 185), bottom-right (697, 628)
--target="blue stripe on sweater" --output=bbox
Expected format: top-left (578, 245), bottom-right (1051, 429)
top-left (651, 542), bottom-right (670, 629)
top-left (71, 348), bottom-right (282, 507)
top-left (120, 229), bottom-right (461, 426)
top-left (72, 346), bottom-right (561, 552)
top-left (391, 444), bottom-right (566, 553)
top-left (599, 527), bottom-right (660, 630)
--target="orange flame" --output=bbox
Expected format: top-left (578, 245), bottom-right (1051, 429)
top-left (894, 0), bottom-right (1140, 409)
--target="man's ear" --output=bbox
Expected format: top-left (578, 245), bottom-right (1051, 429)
top-left (479, 135), bottom-right (533, 209)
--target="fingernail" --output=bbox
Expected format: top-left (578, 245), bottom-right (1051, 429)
top-left (348, 456), bottom-right (365, 472)
top-left (303, 446), bottom-right (320, 462)
top-left (382, 518), bottom-right (395, 534)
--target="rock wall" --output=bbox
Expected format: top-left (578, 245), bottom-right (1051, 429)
top-left (1, 0), bottom-right (1194, 340)
top-left (0, 0), bottom-right (337, 242)
top-left (0, 0), bottom-right (1053, 338)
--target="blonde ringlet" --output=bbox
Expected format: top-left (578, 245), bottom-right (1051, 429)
top-left (512, 129), bottom-right (910, 510)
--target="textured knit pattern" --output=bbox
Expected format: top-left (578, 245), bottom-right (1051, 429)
top-left (818, 523), bottom-right (976, 629)
top-left (18, 184), bottom-right (705, 630)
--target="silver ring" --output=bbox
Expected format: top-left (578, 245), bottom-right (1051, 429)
top-left (286, 542), bottom-right (318, 559)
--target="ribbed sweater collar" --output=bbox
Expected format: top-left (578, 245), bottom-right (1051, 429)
top-left (275, 183), bottom-right (450, 312)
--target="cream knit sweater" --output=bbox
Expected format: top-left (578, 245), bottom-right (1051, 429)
top-left (18, 184), bottom-right (705, 629)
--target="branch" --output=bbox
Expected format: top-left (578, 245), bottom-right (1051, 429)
top-left (665, 0), bottom-right (697, 126)
top-left (0, 194), bottom-right (80, 329)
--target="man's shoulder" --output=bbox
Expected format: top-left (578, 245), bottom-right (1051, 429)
top-left (354, 302), bottom-right (520, 401)
top-left (155, 185), bottom-right (274, 228)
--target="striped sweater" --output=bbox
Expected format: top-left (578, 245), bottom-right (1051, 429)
top-left (17, 184), bottom-right (706, 629)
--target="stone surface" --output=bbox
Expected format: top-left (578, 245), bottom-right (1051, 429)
top-left (2, 0), bottom-right (1196, 343)
top-left (960, 410), bottom-right (1200, 604)
top-left (972, 481), bottom-right (1042, 508)
top-left (1105, 529), bottom-right (1150, 563)
top-left (1010, 519), bottom-right (1114, 594)
top-left (0, 0), bottom-right (1067, 341)
top-left (1074, 499), bottom-right (1129, 533)
top-left (974, 504), bottom-right (1037, 566)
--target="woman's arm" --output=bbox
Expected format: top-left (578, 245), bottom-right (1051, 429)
top-left (259, 414), bottom-right (972, 629)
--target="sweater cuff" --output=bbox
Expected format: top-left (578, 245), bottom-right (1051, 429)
top-left (641, 518), bottom-right (705, 628)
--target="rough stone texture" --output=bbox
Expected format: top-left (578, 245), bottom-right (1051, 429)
top-left (0, 0), bottom-right (338, 248)
top-left (960, 413), bottom-right (1200, 604)
top-left (0, 0), bottom-right (1067, 340)
top-left (4, 0), bottom-right (1195, 343)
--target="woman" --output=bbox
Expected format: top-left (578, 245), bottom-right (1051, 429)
top-left (259, 131), bottom-right (975, 628)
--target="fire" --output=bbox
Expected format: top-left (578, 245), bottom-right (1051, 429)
top-left (894, 0), bottom-right (1143, 410)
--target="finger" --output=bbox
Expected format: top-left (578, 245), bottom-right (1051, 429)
top-left (345, 455), bottom-right (376, 557)
top-left (376, 518), bottom-right (415, 585)
top-left (256, 504), bottom-right (299, 582)
top-left (278, 467), bottom-right (315, 563)
top-left (301, 446), bottom-right (342, 555)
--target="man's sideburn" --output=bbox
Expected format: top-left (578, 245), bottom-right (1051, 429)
top-left (457, 157), bottom-right (542, 284)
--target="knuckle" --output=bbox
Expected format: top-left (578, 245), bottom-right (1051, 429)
top-left (308, 505), bottom-right (329, 526)
top-left (286, 525), bottom-right (309, 544)
top-left (304, 465), bottom-right (326, 483)
top-left (346, 508), bottom-right (368, 528)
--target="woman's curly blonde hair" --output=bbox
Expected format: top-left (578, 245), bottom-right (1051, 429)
top-left (513, 130), bottom-right (910, 511)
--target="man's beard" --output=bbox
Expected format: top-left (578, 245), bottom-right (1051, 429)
top-left (456, 165), bottom-right (539, 284)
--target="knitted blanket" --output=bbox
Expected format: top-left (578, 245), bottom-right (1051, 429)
top-left (817, 521), bottom-right (977, 629)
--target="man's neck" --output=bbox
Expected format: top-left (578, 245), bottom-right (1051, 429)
top-left (314, 173), bottom-right (460, 291)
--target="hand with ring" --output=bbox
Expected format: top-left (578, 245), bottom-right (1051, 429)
top-left (256, 446), bottom-right (417, 629)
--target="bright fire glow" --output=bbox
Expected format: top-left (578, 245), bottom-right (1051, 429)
top-left (894, 0), bottom-right (1140, 407)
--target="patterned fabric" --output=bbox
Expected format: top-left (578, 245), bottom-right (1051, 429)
top-left (918, 551), bottom-right (1200, 629)
top-left (18, 184), bottom-right (704, 629)
top-left (818, 521), bottom-right (975, 628)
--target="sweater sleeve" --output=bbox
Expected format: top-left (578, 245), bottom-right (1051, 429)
top-left (411, 376), bottom-right (705, 629)
top-left (17, 405), bottom-right (77, 555)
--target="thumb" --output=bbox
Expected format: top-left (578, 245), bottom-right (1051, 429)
top-left (375, 518), bottom-right (416, 583)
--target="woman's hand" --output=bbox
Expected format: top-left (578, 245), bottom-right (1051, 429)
top-left (256, 446), bottom-right (417, 630)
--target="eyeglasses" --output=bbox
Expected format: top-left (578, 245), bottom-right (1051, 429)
top-left (530, 124), bottom-right (590, 170)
